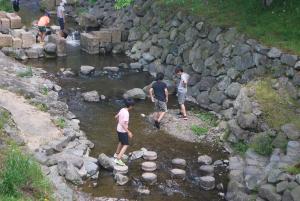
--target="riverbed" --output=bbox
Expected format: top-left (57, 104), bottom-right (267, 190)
top-left (20, 1), bottom-right (228, 200)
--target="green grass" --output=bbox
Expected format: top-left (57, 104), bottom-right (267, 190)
top-left (250, 134), bottom-right (273, 156)
top-left (0, 110), bottom-right (10, 131)
top-left (0, 0), bottom-right (13, 12)
top-left (196, 112), bottom-right (218, 127)
top-left (30, 102), bottom-right (48, 112)
top-left (158, 0), bottom-right (300, 54)
top-left (17, 67), bottom-right (33, 78)
top-left (252, 79), bottom-right (300, 130)
top-left (232, 140), bottom-right (249, 155)
top-left (54, 118), bottom-right (66, 129)
top-left (190, 125), bottom-right (208, 136)
top-left (40, 87), bottom-right (49, 96)
top-left (284, 164), bottom-right (300, 175)
top-left (0, 146), bottom-right (53, 200)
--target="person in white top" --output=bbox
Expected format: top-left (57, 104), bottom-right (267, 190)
top-left (57, 0), bottom-right (66, 37)
top-left (113, 98), bottom-right (135, 166)
top-left (175, 67), bottom-right (190, 120)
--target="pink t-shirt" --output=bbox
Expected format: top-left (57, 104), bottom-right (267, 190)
top-left (117, 108), bottom-right (129, 133)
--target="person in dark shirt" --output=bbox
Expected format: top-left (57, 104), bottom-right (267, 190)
top-left (149, 73), bottom-right (168, 129)
top-left (12, 0), bottom-right (20, 12)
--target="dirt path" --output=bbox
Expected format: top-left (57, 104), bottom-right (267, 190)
top-left (0, 89), bottom-right (62, 150)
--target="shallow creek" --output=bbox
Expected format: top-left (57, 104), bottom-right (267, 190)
top-left (20, 1), bottom-right (228, 200)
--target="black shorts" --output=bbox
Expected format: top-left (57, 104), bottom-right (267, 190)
top-left (117, 131), bottom-right (129, 145)
top-left (58, 18), bottom-right (65, 30)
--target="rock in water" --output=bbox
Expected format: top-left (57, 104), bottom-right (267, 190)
top-left (123, 88), bottom-right (146, 100)
top-left (103, 66), bottom-right (120, 72)
top-left (98, 153), bottom-right (114, 170)
top-left (170, 169), bottom-right (186, 179)
top-left (113, 165), bottom-right (128, 175)
top-left (82, 91), bottom-right (100, 102)
top-left (143, 151), bottom-right (157, 160)
top-left (114, 173), bottom-right (129, 185)
top-left (142, 172), bottom-right (157, 185)
top-left (199, 176), bottom-right (215, 190)
top-left (171, 158), bottom-right (187, 168)
top-left (198, 155), bottom-right (213, 165)
top-left (141, 161), bottom-right (157, 172)
top-left (199, 165), bottom-right (215, 175)
top-left (80, 65), bottom-right (95, 76)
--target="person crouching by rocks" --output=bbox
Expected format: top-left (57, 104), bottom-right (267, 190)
top-left (114, 98), bottom-right (135, 166)
top-left (57, 0), bottom-right (66, 38)
top-left (175, 67), bottom-right (190, 120)
top-left (149, 72), bottom-right (168, 129)
top-left (12, 0), bottom-right (20, 12)
top-left (37, 12), bottom-right (50, 43)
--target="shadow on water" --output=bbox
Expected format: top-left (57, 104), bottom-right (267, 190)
top-left (20, 1), bottom-right (228, 200)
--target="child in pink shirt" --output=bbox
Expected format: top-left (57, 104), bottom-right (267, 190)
top-left (114, 98), bottom-right (135, 166)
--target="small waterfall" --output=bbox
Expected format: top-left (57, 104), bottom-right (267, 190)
top-left (66, 31), bottom-right (80, 47)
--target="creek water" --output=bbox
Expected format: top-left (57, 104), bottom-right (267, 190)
top-left (20, 1), bottom-right (228, 200)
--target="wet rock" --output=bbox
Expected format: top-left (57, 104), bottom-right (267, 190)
top-left (98, 153), bottom-right (114, 170)
top-left (141, 161), bottom-right (157, 172)
top-left (114, 173), bottom-right (129, 185)
top-left (199, 165), bottom-right (214, 175)
top-left (142, 53), bottom-right (155, 62)
top-left (142, 172), bottom-right (157, 185)
top-left (143, 151), bottom-right (157, 160)
top-left (113, 165), bottom-right (128, 175)
top-left (281, 123), bottom-right (300, 140)
top-left (123, 88), bottom-right (146, 100)
top-left (137, 186), bottom-right (151, 195)
top-left (198, 155), bottom-right (212, 165)
top-left (103, 67), bottom-right (119, 72)
top-left (82, 91), bottom-right (100, 102)
top-left (83, 158), bottom-right (99, 177)
top-left (170, 168), bottom-right (186, 179)
top-left (259, 184), bottom-right (281, 201)
top-left (80, 65), bottom-right (95, 76)
top-left (129, 149), bottom-right (146, 160)
top-left (64, 163), bottom-right (83, 185)
top-left (171, 158), bottom-right (186, 168)
top-left (199, 176), bottom-right (215, 190)
top-left (44, 43), bottom-right (57, 54)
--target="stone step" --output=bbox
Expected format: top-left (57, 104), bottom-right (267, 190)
top-left (143, 151), bottom-right (157, 160)
top-left (141, 161), bottom-right (157, 172)
top-left (142, 172), bottom-right (157, 185)
top-left (170, 168), bottom-right (186, 179)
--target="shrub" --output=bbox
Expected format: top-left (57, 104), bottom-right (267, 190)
top-left (54, 118), bottom-right (66, 129)
top-left (0, 147), bottom-right (52, 200)
top-left (41, 87), bottom-right (49, 96)
top-left (196, 112), bottom-right (218, 127)
top-left (0, 110), bottom-right (9, 130)
top-left (250, 134), bottom-right (273, 156)
top-left (31, 102), bottom-right (48, 112)
top-left (17, 67), bottom-right (33, 78)
top-left (232, 141), bottom-right (249, 155)
top-left (284, 163), bottom-right (300, 175)
top-left (190, 125), bottom-right (208, 136)
top-left (0, 0), bottom-right (13, 12)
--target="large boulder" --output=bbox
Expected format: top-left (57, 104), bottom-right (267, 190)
top-left (80, 65), bottom-right (95, 76)
top-left (44, 43), bottom-right (57, 54)
top-left (82, 91), bottom-right (100, 102)
top-left (225, 83), bottom-right (241, 99)
top-left (98, 153), bottom-right (114, 170)
top-left (281, 123), bottom-right (300, 140)
top-left (123, 88), bottom-right (146, 100)
top-left (237, 112), bottom-right (258, 130)
top-left (259, 184), bottom-right (282, 201)
top-left (78, 13), bottom-right (98, 28)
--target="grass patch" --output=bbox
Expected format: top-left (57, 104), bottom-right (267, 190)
top-left (0, 110), bottom-right (9, 131)
top-left (190, 125), bottom-right (208, 136)
top-left (284, 163), bottom-right (300, 175)
top-left (0, 146), bottom-right (53, 200)
top-left (0, 0), bottom-right (13, 12)
top-left (54, 118), bottom-right (66, 129)
top-left (250, 134), bottom-right (274, 156)
top-left (31, 102), bottom-right (48, 112)
top-left (158, 0), bottom-right (300, 54)
top-left (17, 67), bottom-right (33, 78)
top-left (40, 87), bottom-right (49, 96)
top-left (232, 140), bottom-right (249, 155)
top-left (196, 112), bottom-right (218, 127)
top-left (252, 79), bottom-right (300, 130)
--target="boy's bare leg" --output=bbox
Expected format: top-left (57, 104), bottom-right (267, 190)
top-left (153, 112), bottom-right (158, 121)
top-left (180, 104), bottom-right (187, 117)
top-left (115, 142), bottom-right (122, 155)
top-left (117, 145), bottom-right (128, 160)
top-left (157, 112), bottom-right (166, 122)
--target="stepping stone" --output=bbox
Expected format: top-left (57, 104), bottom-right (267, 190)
top-left (141, 161), bottom-right (157, 172)
top-left (171, 158), bottom-right (186, 167)
top-left (113, 165), bottom-right (128, 175)
top-left (199, 176), bottom-right (215, 190)
top-left (199, 165), bottom-right (214, 175)
top-left (114, 173), bottom-right (129, 185)
top-left (142, 172), bottom-right (157, 185)
top-left (143, 151), bottom-right (157, 160)
top-left (198, 155), bottom-right (212, 165)
top-left (170, 168), bottom-right (186, 179)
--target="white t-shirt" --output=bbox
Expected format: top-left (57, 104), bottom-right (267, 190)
top-left (178, 72), bottom-right (190, 93)
top-left (117, 108), bottom-right (129, 133)
top-left (57, 5), bottom-right (65, 19)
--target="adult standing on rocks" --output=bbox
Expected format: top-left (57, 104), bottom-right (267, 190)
top-left (57, 0), bottom-right (66, 38)
top-left (113, 98), bottom-right (135, 166)
top-left (11, 0), bottom-right (20, 12)
top-left (175, 67), bottom-right (190, 120)
top-left (149, 72), bottom-right (168, 129)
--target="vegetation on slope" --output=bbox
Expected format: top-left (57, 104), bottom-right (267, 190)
top-left (0, 0), bottom-right (13, 12)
